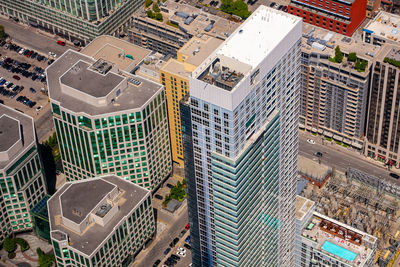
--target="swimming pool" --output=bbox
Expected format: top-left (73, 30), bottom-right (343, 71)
top-left (321, 241), bottom-right (357, 262)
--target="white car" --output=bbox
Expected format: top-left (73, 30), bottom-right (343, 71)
top-left (307, 139), bottom-right (315, 145)
top-left (36, 105), bottom-right (43, 112)
top-left (177, 251), bottom-right (186, 257)
top-left (178, 247), bottom-right (186, 254)
top-left (19, 48), bottom-right (25, 55)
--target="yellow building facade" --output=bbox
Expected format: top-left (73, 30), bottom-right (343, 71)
top-left (159, 36), bottom-right (222, 167)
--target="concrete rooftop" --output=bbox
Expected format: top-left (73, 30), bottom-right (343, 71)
top-left (0, 115), bottom-right (20, 152)
top-left (48, 175), bottom-right (150, 256)
top-left (47, 50), bottom-right (162, 116)
top-left (364, 11), bottom-right (400, 43)
top-left (0, 105), bottom-right (36, 170)
top-left (82, 36), bottom-right (152, 72)
top-left (296, 195), bottom-right (314, 221)
top-left (60, 179), bottom-right (115, 224)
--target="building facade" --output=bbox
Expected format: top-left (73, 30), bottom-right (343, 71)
top-left (299, 26), bottom-right (379, 148)
top-left (365, 44), bottom-right (400, 168)
top-left (0, 105), bottom-right (47, 243)
top-left (47, 36), bottom-right (172, 190)
top-left (159, 36), bottom-right (222, 168)
top-left (48, 175), bottom-right (155, 267)
top-left (295, 196), bottom-right (377, 267)
top-left (288, 0), bottom-right (367, 36)
top-left (182, 6), bottom-right (302, 266)
top-left (0, 0), bottom-right (143, 45)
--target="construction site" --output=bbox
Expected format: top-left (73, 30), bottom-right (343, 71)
top-left (299, 164), bottom-right (400, 266)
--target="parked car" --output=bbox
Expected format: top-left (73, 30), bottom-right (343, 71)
top-left (36, 105), bottom-right (43, 112)
top-left (390, 173), bottom-right (400, 179)
top-left (30, 87), bottom-right (37, 93)
top-left (314, 152), bottom-right (323, 157)
top-left (57, 40), bottom-right (66, 46)
top-left (185, 223), bottom-right (190, 230)
top-left (166, 183), bottom-right (174, 189)
top-left (307, 139), bottom-right (315, 145)
top-left (13, 75), bottom-right (20, 80)
top-left (179, 229), bottom-right (186, 237)
top-left (153, 259), bottom-right (161, 267)
top-left (154, 194), bottom-right (163, 200)
top-left (163, 248), bottom-right (171, 255)
top-left (184, 243), bottom-right (191, 250)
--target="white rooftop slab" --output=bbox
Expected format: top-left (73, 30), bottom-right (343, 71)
top-left (364, 11), bottom-right (400, 42)
top-left (218, 6), bottom-right (302, 68)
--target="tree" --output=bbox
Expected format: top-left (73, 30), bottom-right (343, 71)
top-left (152, 2), bottom-right (160, 12)
top-left (155, 12), bottom-right (163, 21)
top-left (37, 248), bottom-right (55, 267)
top-left (145, 0), bottom-right (153, 7)
top-left (334, 46), bottom-right (343, 63)
top-left (0, 25), bottom-right (5, 40)
top-left (3, 237), bottom-right (16, 253)
top-left (220, 0), bottom-right (251, 19)
top-left (147, 10), bottom-right (154, 19)
top-left (348, 52), bottom-right (357, 62)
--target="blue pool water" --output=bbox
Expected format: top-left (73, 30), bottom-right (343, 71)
top-left (321, 241), bottom-right (357, 262)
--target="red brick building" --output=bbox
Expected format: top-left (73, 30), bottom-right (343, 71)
top-left (288, 0), bottom-right (367, 36)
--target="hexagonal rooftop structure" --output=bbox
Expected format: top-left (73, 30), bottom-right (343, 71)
top-left (0, 115), bottom-right (21, 152)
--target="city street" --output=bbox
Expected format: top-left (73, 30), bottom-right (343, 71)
top-left (299, 132), bottom-right (397, 183)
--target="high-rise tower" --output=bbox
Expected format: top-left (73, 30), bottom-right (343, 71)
top-left (181, 6), bottom-right (302, 267)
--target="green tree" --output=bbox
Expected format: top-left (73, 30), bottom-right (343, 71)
top-left (153, 2), bottom-right (160, 12)
top-left (348, 52), bottom-right (357, 62)
top-left (220, 0), bottom-right (250, 19)
top-left (37, 248), bottom-right (55, 267)
top-left (145, 0), bottom-right (153, 7)
top-left (0, 25), bottom-right (5, 40)
top-left (334, 46), bottom-right (343, 63)
top-left (3, 237), bottom-right (16, 253)
top-left (147, 10), bottom-right (154, 18)
top-left (15, 238), bottom-right (30, 252)
top-left (155, 12), bottom-right (163, 21)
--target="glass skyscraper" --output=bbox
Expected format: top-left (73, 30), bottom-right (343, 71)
top-left (181, 6), bottom-right (302, 266)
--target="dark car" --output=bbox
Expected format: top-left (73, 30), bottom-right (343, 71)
top-left (184, 243), bottom-right (191, 249)
top-left (153, 259), bottom-right (161, 267)
top-left (179, 229), bottom-right (186, 237)
top-left (167, 257), bottom-right (177, 264)
top-left (154, 194), bottom-right (163, 200)
top-left (314, 152), bottom-right (323, 157)
top-left (13, 75), bottom-right (20, 80)
top-left (278, 5), bottom-right (283, 10)
top-left (163, 248), bottom-right (171, 255)
top-left (390, 173), bottom-right (400, 179)
top-left (171, 254), bottom-right (180, 261)
top-left (282, 5), bottom-right (288, 11)
top-left (30, 87), bottom-right (37, 93)
top-left (269, 2), bottom-right (276, 7)
top-left (166, 183), bottom-right (174, 189)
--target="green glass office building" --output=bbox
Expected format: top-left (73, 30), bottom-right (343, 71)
top-left (0, 0), bottom-right (144, 45)
top-left (47, 37), bottom-right (172, 190)
top-left (0, 105), bottom-right (47, 244)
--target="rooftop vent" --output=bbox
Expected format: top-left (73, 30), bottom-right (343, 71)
top-left (90, 59), bottom-right (112, 75)
top-left (95, 203), bottom-right (112, 218)
top-left (128, 78), bottom-right (142, 86)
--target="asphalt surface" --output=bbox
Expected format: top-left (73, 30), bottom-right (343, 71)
top-left (0, 16), bottom-right (72, 56)
top-left (133, 205), bottom-right (189, 267)
top-left (298, 133), bottom-right (396, 183)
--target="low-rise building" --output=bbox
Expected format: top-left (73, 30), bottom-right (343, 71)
top-left (48, 175), bottom-right (155, 267)
top-left (300, 25), bottom-right (380, 148)
top-left (296, 196), bottom-right (377, 267)
top-left (0, 105), bottom-right (47, 243)
top-left (47, 36), bottom-right (172, 190)
top-left (129, 0), bottom-right (238, 57)
top-left (366, 0), bottom-right (381, 18)
top-left (363, 11), bottom-right (400, 46)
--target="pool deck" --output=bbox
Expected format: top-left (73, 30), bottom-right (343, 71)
top-left (301, 213), bottom-right (374, 266)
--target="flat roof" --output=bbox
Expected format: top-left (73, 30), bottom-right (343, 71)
top-left (296, 195), bottom-right (314, 221)
top-left (82, 36), bottom-right (151, 72)
top-left (0, 105), bottom-right (36, 170)
top-left (217, 6), bottom-right (302, 68)
top-left (364, 11), bottom-right (400, 42)
top-left (133, 0), bottom-right (238, 41)
top-left (303, 23), bottom-right (379, 58)
top-left (179, 36), bottom-right (223, 67)
top-left (60, 179), bottom-right (115, 224)
top-left (60, 60), bottom-right (124, 98)
top-left (0, 115), bottom-right (20, 152)
top-left (47, 50), bottom-right (162, 116)
top-left (301, 212), bottom-right (377, 265)
top-left (48, 175), bottom-right (150, 256)
top-left (298, 156), bottom-right (331, 180)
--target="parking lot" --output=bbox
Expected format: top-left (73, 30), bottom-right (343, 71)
top-left (0, 41), bottom-right (53, 118)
